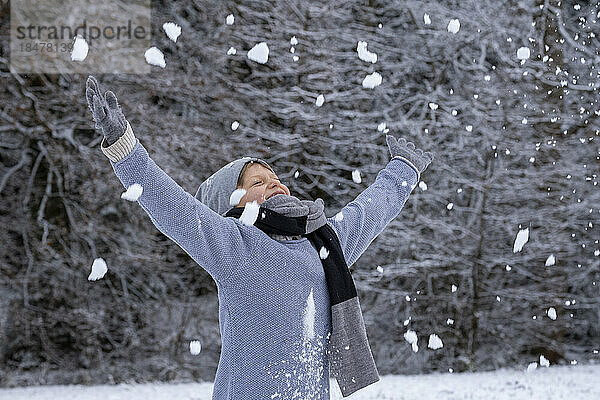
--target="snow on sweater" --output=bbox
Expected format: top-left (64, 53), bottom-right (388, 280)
top-left (102, 128), bottom-right (419, 400)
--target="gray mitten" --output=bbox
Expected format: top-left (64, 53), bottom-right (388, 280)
top-left (385, 135), bottom-right (434, 176)
top-left (85, 75), bottom-right (127, 146)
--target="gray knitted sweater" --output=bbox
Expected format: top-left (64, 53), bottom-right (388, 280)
top-left (101, 123), bottom-right (419, 399)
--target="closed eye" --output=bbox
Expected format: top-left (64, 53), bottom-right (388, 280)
top-left (253, 178), bottom-right (280, 186)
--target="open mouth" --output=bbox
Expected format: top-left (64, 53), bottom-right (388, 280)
top-left (267, 192), bottom-right (285, 199)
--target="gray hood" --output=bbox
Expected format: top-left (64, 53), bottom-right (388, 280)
top-left (195, 157), bottom-right (272, 216)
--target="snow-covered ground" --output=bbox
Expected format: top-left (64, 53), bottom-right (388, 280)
top-left (1, 364), bottom-right (598, 400)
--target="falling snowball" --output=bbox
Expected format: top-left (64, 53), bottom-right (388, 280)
top-left (145, 47), bottom-right (166, 68)
top-left (419, 181), bottom-right (428, 191)
top-left (540, 355), bottom-right (550, 367)
top-left (189, 340), bottom-right (202, 355)
top-left (162, 22), bottom-right (181, 43)
top-left (71, 34), bottom-right (88, 61)
top-left (356, 41), bottom-right (378, 63)
top-left (290, 36), bottom-right (298, 45)
top-left (315, 94), bottom-right (325, 107)
top-left (352, 169), bottom-right (362, 183)
top-left (319, 246), bottom-right (329, 259)
top-left (88, 258), bottom-right (108, 281)
top-left (229, 188), bottom-right (246, 206)
top-left (424, 13), bottom-right (431, 25)
top-left (517, 47), bottom-right (531, 60)
top-left (247, 42), bottom-right (269, 64)
top-left (231, 121), bottom-right (239, 131)
top-left (226, 14), bottom-right (234, 25)
top-left (404, 330), bottom-right (417, 344)
top-left (447, 19), bottom-right (460, 34)
top-left (121, 183), bottom-right (143, 201)
top-left (227, 47), bottom-right (237, 55)
top-left (240, 200), bottom-right (260, 226)
top-left (513, 227), bottom-right (529, 253)
top-left (451, 284), bottom-right (457, 293)
top-left (527, 362), bottom-right (538, 372)
top-left (428, 102), bottom-right (438, 110)
top-left (428, 334), bottom-right (443, 350)
top-left (362, 72), bottom-right (382, 89)
top-left (404, 330), bottom-right (418, 352)
top-left (545, 254), bottom-right (555, 266)
top-left (547, 307), bottom-right (557, 320)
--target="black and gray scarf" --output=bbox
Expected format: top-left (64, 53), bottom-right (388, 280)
top-left (224, 193), bottom-right (380, 397)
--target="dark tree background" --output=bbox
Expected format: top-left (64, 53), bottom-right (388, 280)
top-left (1, 0), bottom-right (599, 387)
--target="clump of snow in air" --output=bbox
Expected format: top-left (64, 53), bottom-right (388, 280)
top-left (428, 334), bottom-right (443, 350)
top-left (229, 188), bottom-right (246, 206)
top-left (447, 318), bottom-right (454, 325)
top-left (419, 181), bottom-right (428, 190)
top-left (231, 121), bottom-right (239, 131)
top-left (189, 340), bottom-right (202, 355)
top-left (315, 94), bottom-right (325, 107)
top-left (452, 284), bottom-right (457, 293)
top-left (547, 307), bottom-right (557, 320)
top-left (240, 200), bottom-right (260, 226)
top-left (429, 102), bottom-right (438, 110)
top-left (294, 170), bottom-right (300, 178)
top-left (522, 118), bottom-right (528, 124)
top-left (424, 13), bottom-right (431, 25)
top-left (540, 355), bottom-right (550, 367)
top-left (247, 42), bottom-right (269, 64)
top-left (404, 330), bottom-right (419, 352)
top-left (377, 122), bottom-right (389, 133)
top-left (377, 266), bottom-right (384, 273)
top-left (290, 36), bottom-right (298, 45)
top-left (447, 202), bottom-right (454, 210)
top-left (227, 47), bottom-right (236, 55)
top-left (145, 47), bottom-right (166, 68)
top-left (517, 46), bottom-right (531, 60)
top-left (356, 41), bottom-right (377, 63)
top-left (447, 19), bottom-right (460, 34)
top-left (88, 258), bottom-right (108, 281)
top-left (466, 125), bottom-right (473, 132)
top-left (71, 34), bottom-right (88, 61)
top-left (527, 362), bottom-right (538, 373)
top-left (121, 183), bottom-right (143, 201)
top-left (334, 211), bottom-right (344, 222)
top-left (302, 289), bottom-right (316, 340)
top-left (352, 169), bottom-right (362, 183)
top-left (362, 71), bottom-right (382, 89)
top-left (226, 14), bottom-right (234, 25)
top-left (545, 254), bottom-right (555, 266)
top-left (319, 246), bottom-right (329, 259)
top-left (513, 227), bottom-right (529, 253)
top-left (162, 22), bottom-right (181, 42)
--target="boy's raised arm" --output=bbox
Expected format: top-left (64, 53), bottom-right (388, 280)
top-left (326, 136), bottom-right (434, 267)
top-left (86, 76), bottom-right (248, 285)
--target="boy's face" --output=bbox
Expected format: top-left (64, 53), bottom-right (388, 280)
top-left (235, 163), bottom-right (290, 207)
